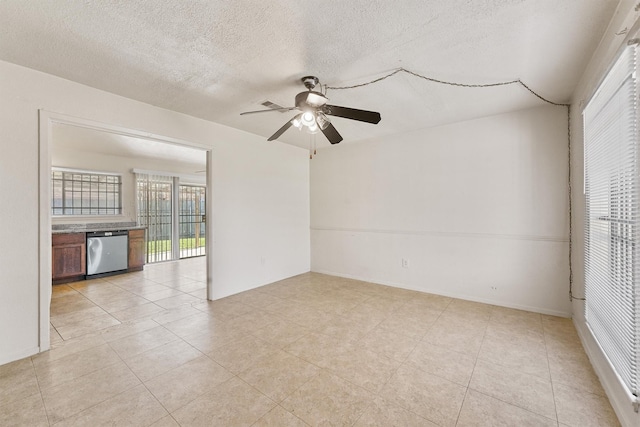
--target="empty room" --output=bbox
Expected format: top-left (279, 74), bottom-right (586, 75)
top-left (0, 1), bottom-right (638, 426)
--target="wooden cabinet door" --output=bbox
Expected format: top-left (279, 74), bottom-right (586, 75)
top-left (52, 233), bottom-right (86, 282)
top-left (128, 229), bottom-right (146, 271)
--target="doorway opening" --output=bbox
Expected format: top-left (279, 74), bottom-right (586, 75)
top-left (39, 110), bottom-right (214, 353)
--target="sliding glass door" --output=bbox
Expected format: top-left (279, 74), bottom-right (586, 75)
top-left (136, 173), bottom-right (206, 263)
top-left (136, 174), bottom-right (173, 263)
top-left (179, 185), bottom-right (206, 259)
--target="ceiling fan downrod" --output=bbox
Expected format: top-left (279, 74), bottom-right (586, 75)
top-left (301, 76), bottom-right (319, 91)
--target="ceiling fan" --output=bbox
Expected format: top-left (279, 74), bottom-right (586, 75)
top-left (240, 76), bottom-right (381, 144)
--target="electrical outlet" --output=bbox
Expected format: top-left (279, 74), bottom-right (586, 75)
top-left (260, 256), bottom-right (266, 266)
top-left (401, 258), bottom-right (409, 268)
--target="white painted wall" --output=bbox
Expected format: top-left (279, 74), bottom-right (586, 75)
top-left (311, 105), bottom-right (571, 316)
top-left (570, 1), bottom-right (640, 425)
top-left (0, 59), bottom-right (310, 365)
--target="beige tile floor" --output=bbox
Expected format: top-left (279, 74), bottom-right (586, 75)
top-left (0, 257), bottom-right (621, 426)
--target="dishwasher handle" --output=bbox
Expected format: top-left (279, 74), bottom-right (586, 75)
top-left (87, 230), bottom-right (129, 238)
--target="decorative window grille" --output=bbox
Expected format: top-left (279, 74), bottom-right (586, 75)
top-left (583, 43), bottom-right (639, 399)
top-left (136, 173), bottom-right (173, 263)
top-left (179, 185), bottom-right (206, 259)
top-left (51, 169), bottom-right (122, 216)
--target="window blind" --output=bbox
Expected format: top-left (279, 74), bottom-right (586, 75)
top-left (583, 43), bottom-right (639, 398)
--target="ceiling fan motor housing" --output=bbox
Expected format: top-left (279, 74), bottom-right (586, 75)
top-left (295, 91), bottom-right (328, 110)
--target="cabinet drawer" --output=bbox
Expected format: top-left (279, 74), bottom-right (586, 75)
top-left (128, 229), bottom-right (145, 240)
top-left (52, 232), bottom-right (85, 246)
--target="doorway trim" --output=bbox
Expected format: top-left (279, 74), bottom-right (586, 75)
top-left (38, 110), bottom-right (214, 353)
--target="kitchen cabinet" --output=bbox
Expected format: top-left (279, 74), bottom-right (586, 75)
top-left (128, 229), bottom-right (145, 271)
top-left (52, 233), bottom-right (86, 284)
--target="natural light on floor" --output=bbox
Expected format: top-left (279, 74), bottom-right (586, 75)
top-left (0, 257), bottom-right (620, 425)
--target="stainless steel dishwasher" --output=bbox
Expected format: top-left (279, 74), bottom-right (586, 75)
top-left (86, 231), bottom-right (128, 276)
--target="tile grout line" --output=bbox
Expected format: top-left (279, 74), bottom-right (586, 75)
top-left (28, 356), bottom-right (53, 427)
top-left (101, 324), bottom-right (180, 425)
top-left (451, 313), bottom-right (487, 426)
top-left (464, 311), bottom-right (561, 424)
top-left (542, 319), bottom-right (561, 425)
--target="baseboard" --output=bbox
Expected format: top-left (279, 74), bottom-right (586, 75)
top-left (311, 268), bottom-right (571, 317)
top-left (573, 320), bottom-right (639, 427)
top-left (0, 346), bottom-right (40, 367)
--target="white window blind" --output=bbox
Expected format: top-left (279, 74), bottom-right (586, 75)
top-left (583, 43), bottom-right (639, 398)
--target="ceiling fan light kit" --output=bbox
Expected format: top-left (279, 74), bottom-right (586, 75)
top-left (316, 112), bottom-right (330, 130)
top-left (240, 76), bottom-right (382, 148)
top-left (300, 111), bottom-right (316, 127)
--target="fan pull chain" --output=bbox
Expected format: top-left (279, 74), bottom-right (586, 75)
top-left (308, 133), bottom-right (318, 159)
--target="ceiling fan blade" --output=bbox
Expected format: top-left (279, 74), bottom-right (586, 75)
top-left (240, 107), bottom-right (296, 115)
top-left (324, 105), bottom-right (381, 124)
top-left (267, 114), bottom-right (302, 141)
top-left (321, 122), bottom-right (343, 144)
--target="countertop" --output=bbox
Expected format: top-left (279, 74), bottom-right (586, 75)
top-left (52, 222), bottom-right (146, 234)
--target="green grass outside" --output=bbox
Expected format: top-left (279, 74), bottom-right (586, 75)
top-left (147, 237), bottom-right (205, 254)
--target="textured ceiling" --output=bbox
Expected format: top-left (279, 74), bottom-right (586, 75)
top-left (52, 123), bottom-right (207, 171)
top-left (0, 0), bottom-right (619, 149)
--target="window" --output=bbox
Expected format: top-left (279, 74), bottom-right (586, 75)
top-left (583, 43), bottom-right (639, 399)
top-left (52, 169), bottom-right (122, 216)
